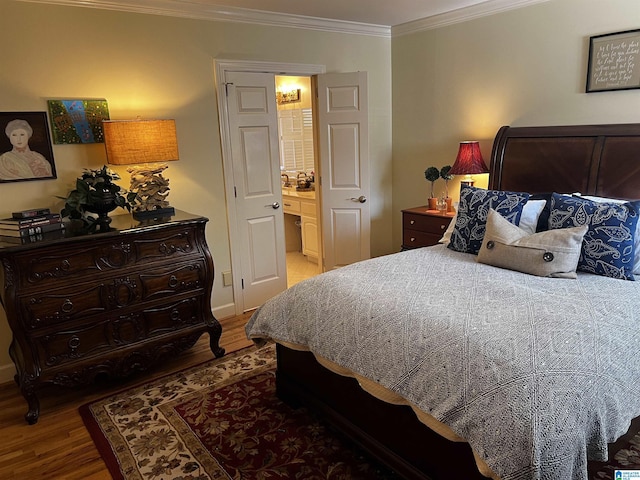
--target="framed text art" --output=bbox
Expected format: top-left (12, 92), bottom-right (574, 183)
top-left (0, 111), bottom-right (57, 183)
top-left (586, 29), bottom-right (640, 93)
top-left (47, 98), bottom-right (110, 144)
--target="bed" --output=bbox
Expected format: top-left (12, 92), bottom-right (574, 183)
top-left (245, 123), bottom-right (640, 480)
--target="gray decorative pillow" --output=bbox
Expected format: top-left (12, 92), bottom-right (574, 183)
top-left (477, 209), bottom-right (588, 279)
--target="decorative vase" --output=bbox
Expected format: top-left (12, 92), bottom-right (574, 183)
top-left (84, 188), bottom-right (117, 232)
top-left (445, 197), bottom-right (453, 213)
top-left (428, 197), bottom-right (438, 210)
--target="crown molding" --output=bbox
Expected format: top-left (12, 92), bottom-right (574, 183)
top-left (392, 0), bottom-right (552, 37)
top-left (15, 0), bottom-right (391, 37)
top-left (17, 0), bottom-right (550, 38)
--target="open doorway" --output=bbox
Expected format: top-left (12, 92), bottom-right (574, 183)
top-left (215, 60), bottom-right (369, 315)
top-left (275, 75), bottom-right (321, 287)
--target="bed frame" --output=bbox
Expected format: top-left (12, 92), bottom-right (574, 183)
top-left (275, 123), bottom-right (640, 480)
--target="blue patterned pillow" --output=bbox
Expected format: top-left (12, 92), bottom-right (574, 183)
top-left (447, 186), bottom-right (530, 254)
top-left (548, 193), bottom-right (640, 280)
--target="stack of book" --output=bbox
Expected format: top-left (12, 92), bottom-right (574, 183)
top-left (0, 208), bottom-right (65, 244)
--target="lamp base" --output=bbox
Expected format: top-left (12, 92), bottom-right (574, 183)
top-left (460, 174), bottom-right (475, 187)
top-left (133, 207), bottom-right (175, 220)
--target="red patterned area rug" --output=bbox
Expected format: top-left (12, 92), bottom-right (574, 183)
top-left (80, 344), bottom-right (398, 480)
top-left (80, 343), bottom-right (640, 480)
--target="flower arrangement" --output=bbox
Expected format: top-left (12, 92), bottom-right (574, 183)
top-left (60, 165), bottom-right (137, 232)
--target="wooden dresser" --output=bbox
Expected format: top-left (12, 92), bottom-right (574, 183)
top-left (0, 210), bottom-right (224, 424)
top-left (402, 206), bottom-right (454, 249)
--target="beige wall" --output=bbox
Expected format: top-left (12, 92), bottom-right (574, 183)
top-left (392, 0), bottom-right (640, 250)
top-left (0, 1), bottom-right (392, 382)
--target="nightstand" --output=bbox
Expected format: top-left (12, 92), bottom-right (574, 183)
top-left (402, 206), bottom-right (454, 249)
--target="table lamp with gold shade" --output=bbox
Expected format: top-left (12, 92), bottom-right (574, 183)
top-left (103, 119), bottom-right (179, 220)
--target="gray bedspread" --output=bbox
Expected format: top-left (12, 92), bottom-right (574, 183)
top-left (245, 244), bottom-right (640, 480)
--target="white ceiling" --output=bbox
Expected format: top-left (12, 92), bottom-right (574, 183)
top-left (19, 0), bottom-right (550, 34)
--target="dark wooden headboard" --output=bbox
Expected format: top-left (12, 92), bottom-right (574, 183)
top-left (488, 123), bottom-right (640, 200)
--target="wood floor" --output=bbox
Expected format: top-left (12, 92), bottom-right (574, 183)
top-left (0, 312), bottom-right (255, 480)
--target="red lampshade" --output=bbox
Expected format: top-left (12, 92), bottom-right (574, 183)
top-left (449, 141), bottom-right (489, 175)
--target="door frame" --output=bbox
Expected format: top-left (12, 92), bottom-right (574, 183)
top-left (214, 59), bottom-right (326, 315)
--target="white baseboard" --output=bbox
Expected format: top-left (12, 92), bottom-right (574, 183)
top-left (213, 302), bottom-right (236, 320)
top-left (0, 362), bottom-right (16, 386)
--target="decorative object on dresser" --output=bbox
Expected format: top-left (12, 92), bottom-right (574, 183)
top-left (12, 207), bottom-right (53, 219)
top-left (402, 206), bottom-right (453, 250)
top-left (0, 209), bottom-right (64, 243)
top-left (0, 210), bottom-right (224, 424)
top-left (0, 212), bottom-right (63, 239)
top-left (60, 165), bottom-right (137, 233)
top-left (423, 166), bottom-right (440, 210)
top-left (439, 165), bottom-right (454, 212)
top-left (103, 119), bottom-right (179, 220)
top-left (448, 140), bottom-right (489, 187)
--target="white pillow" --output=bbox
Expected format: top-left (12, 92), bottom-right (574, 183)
top-left (440, 199), bottom-right (545, 245)
top-left (518, 200), bottom-right (546, 234)
top-left (576, 194), bottom-right (626, 204)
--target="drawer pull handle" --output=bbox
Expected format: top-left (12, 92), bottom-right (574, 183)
top-left (168, 275), bottom-right (179, 288)
top-left (410, 220), bottom-right (415, 225)
top-left (68, 336), bottom-right (80, 350)
top-left (61, 299), bottom-right (73, 313)
top-left (441, 225), bottom-right (446, 230)
top-left (410, 237), bottom-right (416, 242)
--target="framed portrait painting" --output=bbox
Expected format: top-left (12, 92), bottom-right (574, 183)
top-left (0, 111), bottom-right (57, 183)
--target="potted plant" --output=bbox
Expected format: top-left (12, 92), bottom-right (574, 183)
top-left (424, 166), bottom-right (440, 210)
top-left (60, 165), bottom-right (137, 233)
top-left (440, 165), bottom-right (454, 212)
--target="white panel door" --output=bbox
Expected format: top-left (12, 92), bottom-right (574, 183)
top-left (226, 71), bottom-right (287, 311)
top-left (315, 72), bottom-right (370, 270)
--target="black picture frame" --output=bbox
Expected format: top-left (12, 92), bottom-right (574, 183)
top-left (586, 29), bottom-right (640, 93)
top-left (0, 111), bottom-right (57, 183)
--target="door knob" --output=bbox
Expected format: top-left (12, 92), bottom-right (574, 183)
top-left (349, 195), bottom-right (367, 203)
top-left (265, 202), bottom-right (280, 209)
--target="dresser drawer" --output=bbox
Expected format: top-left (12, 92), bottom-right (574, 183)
top-left (34, 295), bottom-right (203, 368)
top-left (138, 261), bottom-right (206, 301)
top-left (403, 229), bottom-right (444, 249)
top-left (403, 213), bottom-right (450, 234)
top-left (12, 226), bottom-right (199, 291)
top-left (18, 259), bottom-right (207, 331)
top-left (132, 227), bottom-right (198, 263)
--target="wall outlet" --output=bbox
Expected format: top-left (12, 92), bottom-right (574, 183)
top-left (222, 270), bottom-right (233, 286)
